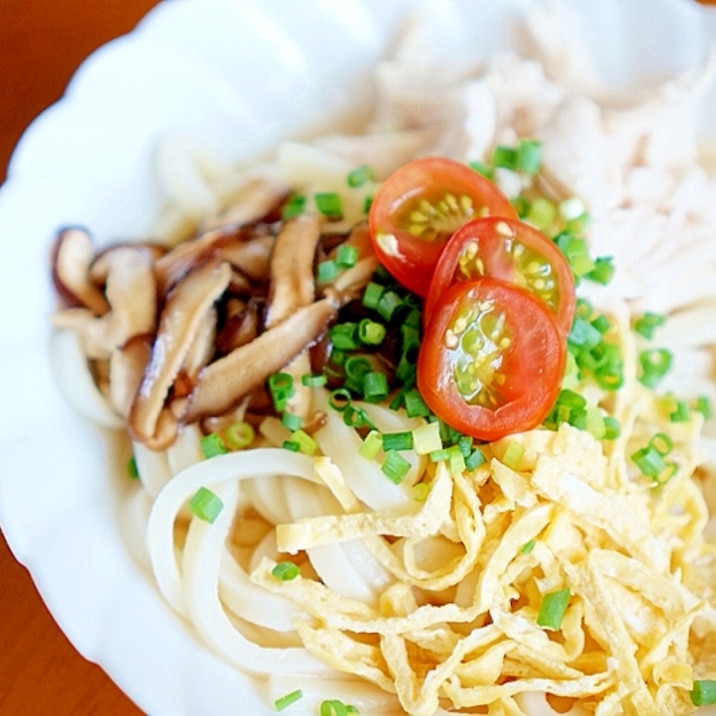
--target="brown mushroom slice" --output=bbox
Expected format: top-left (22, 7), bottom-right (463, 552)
top-left (218, 234), bottom-right (274, 282)
top-left (216, 298), bottom-right (260, 355)
top-left (182, 306), bottom-right (218, 381)
top-left (183, 296), bottom-right (338, 424)
top-left (51, 227), bottom-right (109, 315)
top-left (109, 335), bottom-right (153, 418)
top-left (143, 408), bottom-right (181, 452)
top-left (94, 245), bottom-right (158, 341)
top-left (333, 255), bottom-right (379, 296)
top-left (52, 244), bottom-right (160, 362)
top-left (129, 261), bottom-right (232, 443)
top-left (264, 214), bottom-right (323, 328)
top-left (154, 222), bottom-right (274, 294)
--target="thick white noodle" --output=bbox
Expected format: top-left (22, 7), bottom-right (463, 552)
top-left (49, 329), bottom-right (124, 429)
top-left (147, 449), bottom-right (314, 615)
top-left (132, 439), bottom-right (173, 499)
top-left (217, 550), bottom-right (305, 632)
top-left (180, 481), bottom-right (330, 675)
top-left (282, 477), bottom-right (392, 602)
top-left (312, 391), bottom-right (415, 512)
top-left (147, 448), bottom-right (334, 675)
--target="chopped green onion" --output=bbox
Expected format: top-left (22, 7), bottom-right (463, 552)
top-left (281, 412), bottom-right (302, 432)
top-left (274, 689), bottom-right (303, 711)
top-left (517, 138), bottom-right (542, 174)
top-left (521, 539), bottom-right (537, 555)
top-left (586, 256), bottom-right (615, 285)
top-left (328, 389), bottom-right (352, 412)
top-left (447, 445), bottom-right (466, 474)
top-left (314, 192), bottom-right (343, 218)
top-left (634, 311), bottom-right (666, 339)
top-left (127, 455), bottom-right (139, 479)
top-left (455, 435), bottom-right (473, 457)
top-left (491, 145), bottom-right (520, 170)
top-left (649, 432), bottom-right (673, 456)
top-left (381, 450), bottom-right (411, 484)
top-left (603, 416), bottom-right (621, 440)
top-left (525, 196), bottom-right (556, 230)
top-left (412, 421), bottom-right (443, 456)
top-left (638, 348), bottom-right (672, 389)
top-left (282, 440), bottom-right (301, 453)
top-left (403, 389), bottom-right (431, 418)
top-left (346, 164), bottom-right (376, 188)
top-left (330, 322), bottom-right (359, 351)
top-left (590, 314), bottom-right (612, 335)
top-left (690, 679), bottom-right (716, 707)
top-left (362, 371), bottom-right (389, 403)
top-left (317, 259), bottom-right (339, 283)
top-left (465, 447), bottom-right (487, 471)
top-left (344, 355), bottom-right (372, 392)
top-left (537, 587), bottom-right (571, 630)
top-left (200, 433), bottom-right (228, 459)
top-left (382, 431), bottom-right (414, 452)
top-left (281, 194), bottom-right (306, 220)
top-left (188, 486), bottom-right (224, 524)
top-left (631, 444), bottom-right (669, 481)
top-left (359, 430), bottom-right (383, 460)
top-left (320, 700), bottom-right (360, 716)
top-left (502, 441), bottom-right (525, 470)
top-left (362, 281), bottom-right (384, 310)
top-left (268, 372), bottom-right (295, 411)
top-left (336, 243), bottom-right (359, 268)
top-left (301, 373), bottom-right (327, 388)
top-left (272, 561), bottom-right (300, 581)
top-left (695, 395), bottom-right (712, 420)
top-left (225, 421), bottom-right (255, 450)
top-left (289, 429), bottom-right (318, 456)
top-left (358, 318), bottom-right (386, 346)
top-left (342, 405), bottom-right (376, 430)
top-left (669, 400), bottom-right (691, 423)
top-left (568, 317), bottom-right (603, 351)
top-left (594, 362), bottom-right (624, 391)
top-left (512, 196), bottom-right (531, 219)
top-left (376, 289), bottom-right (403, 321)
top-left (554, 232), bottom-right (594, 277)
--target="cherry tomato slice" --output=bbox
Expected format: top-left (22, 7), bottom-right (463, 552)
top-left (368, 157), bottom-right (516, 297)
top-left (424, 217), bottom-right (576, 334)
top-left (417, 277), bottom-right (566, 441)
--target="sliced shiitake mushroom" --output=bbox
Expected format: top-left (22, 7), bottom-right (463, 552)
top-left (51, 227), bottom-right (109, 315)
top-left (154, 222), bottom-right (275, 294)
top-left (129, 261), bottom-right (231, 444)
top-left (264, 214), bottom-right (323, 329)
top-left (183, 296), bottom-right (339, 424)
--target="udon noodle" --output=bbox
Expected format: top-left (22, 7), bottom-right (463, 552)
top-left (50, 5), bottom-right (716, 715)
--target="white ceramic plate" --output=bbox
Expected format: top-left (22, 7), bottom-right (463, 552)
top-left (1, 1), bottom-right (715, 714)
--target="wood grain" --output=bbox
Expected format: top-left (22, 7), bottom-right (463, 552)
top-left (0, 5), bottom-right (158, 713)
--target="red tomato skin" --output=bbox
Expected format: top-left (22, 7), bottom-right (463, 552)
top-left (424, 216), bottom-right (576, 333)
top-left (417, 278), bottom-right (566, 442)
top-left (368, 157), bottom-right (516, 297)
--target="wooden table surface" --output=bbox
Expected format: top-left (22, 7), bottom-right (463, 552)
top-left (0, 4), bottom-right (159, 714)
top-left (2, 1), bottom-right (716, 715)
